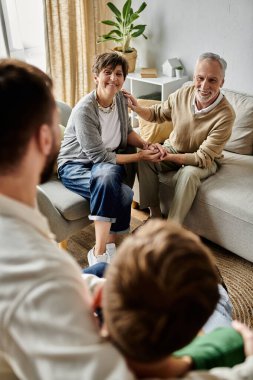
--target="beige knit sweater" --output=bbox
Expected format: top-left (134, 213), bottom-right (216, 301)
top-left (149, 85), bottom-right (235, 168)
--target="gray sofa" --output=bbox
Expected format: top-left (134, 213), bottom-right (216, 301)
top-left (134, 87), bottom-right (253, 263)
top-left (37, 101), bottom-right (92, 244)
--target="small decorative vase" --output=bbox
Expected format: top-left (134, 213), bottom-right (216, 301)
top-left (175, 68), bottom-right (184, 78)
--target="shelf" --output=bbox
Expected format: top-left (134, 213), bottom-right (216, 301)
top-left (127, 71), bottom-right (188, 86)
top-left (124, 72), bottom-right (189, 126)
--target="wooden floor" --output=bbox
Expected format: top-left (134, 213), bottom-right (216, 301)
top-left (131, 206), bottom-right (149, 222)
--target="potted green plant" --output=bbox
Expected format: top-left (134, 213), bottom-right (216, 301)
top-left (175, 66), bottom-right (184, 78)
top-left (97, 0), bottom-right (147, 72)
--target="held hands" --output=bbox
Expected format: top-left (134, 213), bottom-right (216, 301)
top-left (139, 149), bottom-right (161, 162)
top-left (143, 142), bottom-right (164, 154)
top-left (146, 145), bottom-right (184, 165)
top-left (139, 143), bottom-right (167, 162)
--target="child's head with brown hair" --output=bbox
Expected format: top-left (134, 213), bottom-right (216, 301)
top-left (103, 219), bottom-right (219, 363)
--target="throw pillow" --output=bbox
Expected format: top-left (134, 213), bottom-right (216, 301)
top-left (137, 99), bottom-right (173, 143)
top-left (223, 89), bottom-right (253, 155)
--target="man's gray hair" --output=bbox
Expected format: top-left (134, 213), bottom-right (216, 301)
top-left (197, 52), bottom-right (227, 77)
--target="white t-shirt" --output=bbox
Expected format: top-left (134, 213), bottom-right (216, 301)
top-left (99, 102), bottom-right (121, 151)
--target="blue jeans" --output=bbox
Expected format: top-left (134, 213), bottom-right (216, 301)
top-left (83, 263), bottom-right (108, 277)
top-left (58, 162), bottom-right (133, 233)
top-left (203, 284), bottom-right (233, 333)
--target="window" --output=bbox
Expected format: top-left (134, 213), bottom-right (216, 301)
top-left (0, 0), bottom-right (46, 71)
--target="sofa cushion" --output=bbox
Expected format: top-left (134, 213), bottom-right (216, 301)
top-left (158, 150), bottom-right (253, 262)
top-left (223, 89), bottom-right (253, 155)
top-left (137, 99), bottom-right (173, 143)
top-left (40, 175), bottom-right (90, 221)
top-left (180, 83), bottom-right (253, 155)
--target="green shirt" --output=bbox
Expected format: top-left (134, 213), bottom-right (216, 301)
top-left (173, 327), bottom-right (245, 370)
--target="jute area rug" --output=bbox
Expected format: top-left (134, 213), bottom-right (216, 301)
top-left (66, 215), bottom-right (253, 329)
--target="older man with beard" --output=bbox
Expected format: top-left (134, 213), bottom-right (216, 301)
top-left (0, 59), bottom-right (134, 380)
top-left (124, 52), bottom-right (236, 224)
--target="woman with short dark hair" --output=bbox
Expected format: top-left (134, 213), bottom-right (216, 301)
top-left (58, 52), bottom-right (164, 265)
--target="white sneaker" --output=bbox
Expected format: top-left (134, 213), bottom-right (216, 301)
top-left (106, 243), bottom-right (116, 261)
top-left (87, 248), bottom-right (110, 266)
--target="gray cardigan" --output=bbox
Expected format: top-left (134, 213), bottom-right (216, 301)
top-left (57, 90), bottom-right (133, 169)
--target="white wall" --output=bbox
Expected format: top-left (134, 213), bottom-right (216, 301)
top-left (129, 0), bottom-right (253, 94)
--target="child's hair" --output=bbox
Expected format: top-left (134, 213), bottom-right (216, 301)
top-left (103, 219), bottom-right (219, 363)
top-left (92, 52), bottom-right (129, 79)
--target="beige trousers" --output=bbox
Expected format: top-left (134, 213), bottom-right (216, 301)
top-left (138, 160), bottom-right (218, 224)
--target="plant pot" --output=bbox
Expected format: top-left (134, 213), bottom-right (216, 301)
top-left (113, 47), bottom-right (137, 73)
top-left (175, 69), bottom-right (184, 78)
